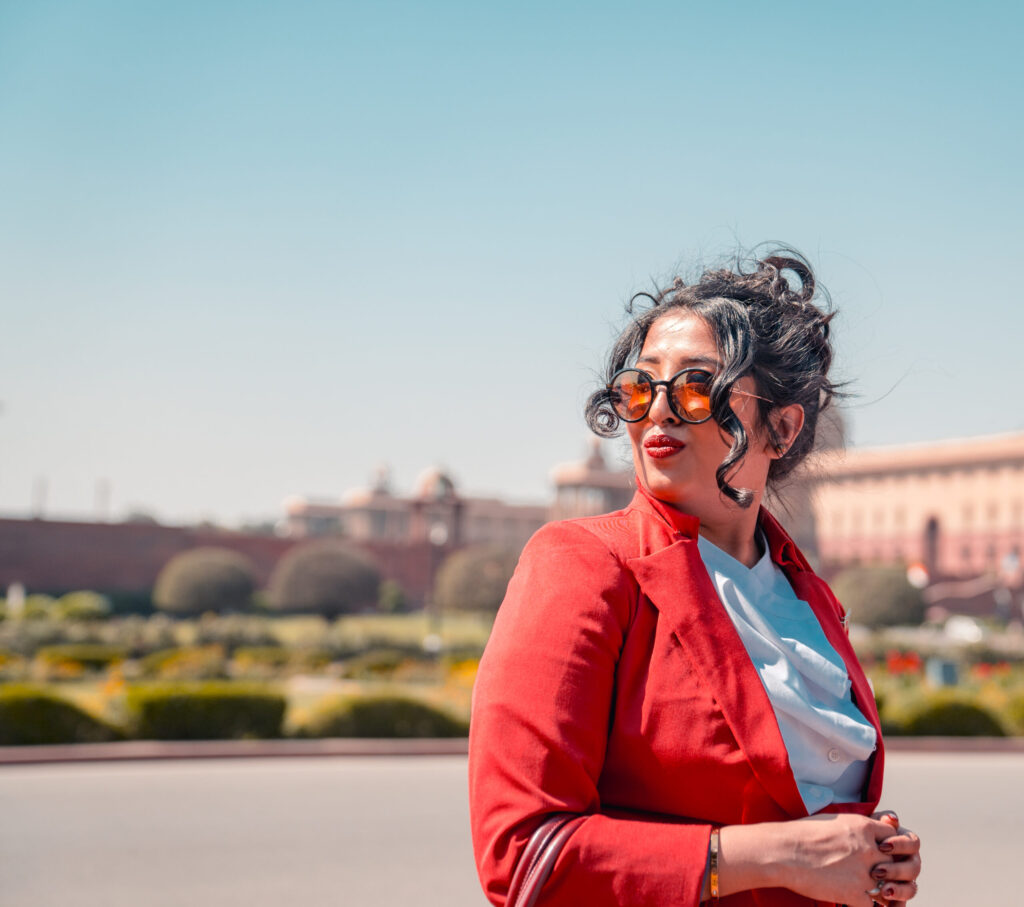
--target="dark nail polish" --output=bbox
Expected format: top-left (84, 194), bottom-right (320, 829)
top-left (871, 867), bottom-right (887, 880)
top-left (879, 842), bottom-right (895, 853)
top-left (883, 886), bottom-right (896, 898)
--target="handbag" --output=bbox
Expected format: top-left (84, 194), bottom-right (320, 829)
top-left (506, 812), bottom-right (586, 907)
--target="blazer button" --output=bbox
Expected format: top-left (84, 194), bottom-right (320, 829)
top-left (828, 748), bottom-right (841, 762)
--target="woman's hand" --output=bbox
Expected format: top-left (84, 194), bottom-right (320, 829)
top-left (866, 811), bottom-right (921, 906)
top-left (786, 813), bottom-right (912, 907)
top-left (718, 812), bottom-right (919, 907)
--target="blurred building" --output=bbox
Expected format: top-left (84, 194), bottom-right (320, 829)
top-left (549, 441), bottom-right (635, 521)
top-left (0, 446), bottom-right (631, 608)
top-left (282, 465), bottom-right (550, 550)
top-left (283, 447), bottom-right (634, 549)
top-left (807, 430), bottom-right (1024, 581)
top-left (11, 431), bottom-right (1020, 616)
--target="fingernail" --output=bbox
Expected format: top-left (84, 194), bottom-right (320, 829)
top-left (871, 867), bottom-right (887, 880)
top-left (883, 886), bottom-right (896, 898)
top-left (879, 842), bottom-right (895, 853)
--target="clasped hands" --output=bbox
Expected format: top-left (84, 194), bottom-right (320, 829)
top-left (862, 811), bottom-right (921, 907)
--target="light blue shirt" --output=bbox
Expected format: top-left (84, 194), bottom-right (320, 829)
top-left (697, 533), bottom-right (877, 813)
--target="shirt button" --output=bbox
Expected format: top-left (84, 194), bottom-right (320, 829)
top-left (828, 748), bottom-right (841, 763)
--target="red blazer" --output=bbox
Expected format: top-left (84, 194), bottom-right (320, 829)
top-left (469, 486), bottom-right (884, 907)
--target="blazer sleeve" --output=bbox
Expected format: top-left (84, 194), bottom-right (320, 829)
top-left (468, 521), bottom-right (712, 906)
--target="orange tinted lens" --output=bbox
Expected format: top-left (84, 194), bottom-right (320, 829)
top-left (672, 372), bottom-right (712, 422)
top-left (611, 371), bottom-right (652, 420)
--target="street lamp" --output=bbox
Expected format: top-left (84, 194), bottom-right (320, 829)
top-left (422, 520), bottom-right (449, 655)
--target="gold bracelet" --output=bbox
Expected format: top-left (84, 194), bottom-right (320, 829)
top-left (709, 827), bottom-right (720, 902)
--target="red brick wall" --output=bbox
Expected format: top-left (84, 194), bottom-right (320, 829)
top-left (0, 518), bottom-right (455, 606)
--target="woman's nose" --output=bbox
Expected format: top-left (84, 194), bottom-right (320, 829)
top-left (647, 385), bottom-right (678, 424)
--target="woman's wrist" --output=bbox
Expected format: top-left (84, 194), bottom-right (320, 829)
top-left (714, 822), bottom-right (791, 896)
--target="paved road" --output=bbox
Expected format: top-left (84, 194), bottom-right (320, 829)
top-left (0, 752), bottom-right (1017, 906)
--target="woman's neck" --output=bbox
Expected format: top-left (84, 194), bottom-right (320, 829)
top-left (698, 508), bottom-right (763, 568)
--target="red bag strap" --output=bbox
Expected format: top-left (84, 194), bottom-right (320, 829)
top-left (506, 813), bottom-right (585, 907)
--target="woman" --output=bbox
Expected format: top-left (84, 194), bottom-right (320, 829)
top-left (468, 251), bottom-right (922, 906)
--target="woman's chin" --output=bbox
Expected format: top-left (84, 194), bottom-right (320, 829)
top-left (635, 467), bottom-right (691, 507)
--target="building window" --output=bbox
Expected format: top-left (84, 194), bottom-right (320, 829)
top-left (987, 502), bottom-right (999, 522)
top-left (961, 545), bottom-right (972, 564)
top-left (962, 504), bottom-right (974, 525)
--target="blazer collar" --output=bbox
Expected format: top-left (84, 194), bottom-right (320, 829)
top-left (624, 483), bottom-right (883, 817)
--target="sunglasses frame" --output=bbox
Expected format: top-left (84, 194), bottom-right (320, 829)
top-left (607, 367), bottom-right (717, 425)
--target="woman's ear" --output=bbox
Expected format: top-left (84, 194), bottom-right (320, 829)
top-left (769, 404), bottom-right (805, 458)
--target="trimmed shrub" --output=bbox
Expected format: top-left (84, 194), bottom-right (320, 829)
top-left (53, 591), bottom-right (112, 622)
top-left (232, 646), bottom-right (292, 670)
top-left (138, 646), bottom-right (226, 680)
top-left (153, 548), bottom-right (257, 615)
top-left (193, 614), bottom-right (278, 651)
top-left (338, 647), bottom-right (410, 679)
top-left (433, 545), bottom-right (519, 613)
top-left (1004, 693), bottom-right (1024, 735)
top-left (0, 650), bottom-right (27, 680)
top-left (830, 566), bottom-right (925, 628)
top-left (0, 685), bottom-right (122, 745)
top-left (268, 540), bottom-right (380, 616)
top-left (901, 694), bottom-right (1006, 737)
top-left (230, 646), bottom-right (330, 676)
top-left (35, 644), bottom-right (127, 672)
top-left (304, 694), bottom-right (467, 738)
top-left (126, 682), bottom-right (285, 740)
top-left (23, 594), bottom-right (56, 620)
top-left (377, 579), bottom-right (408, 614)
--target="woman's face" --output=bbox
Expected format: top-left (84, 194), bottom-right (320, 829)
top-left (625, 311), bottom-right (783, 521)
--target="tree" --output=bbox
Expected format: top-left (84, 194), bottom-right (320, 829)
top-left (268, 540), bottom-right (380, 616)
top-left (433, 545), bottom-right (519, 613)
top-left (153, 548), bottom-right (257, 615)
top-left (830, 565), bottom-right (926, 628)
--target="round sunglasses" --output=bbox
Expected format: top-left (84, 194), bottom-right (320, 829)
top-left (608, 368), bottom-right (770, 424)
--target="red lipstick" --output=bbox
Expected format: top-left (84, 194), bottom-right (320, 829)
top-left (643, 433), bottom-right (685, 459)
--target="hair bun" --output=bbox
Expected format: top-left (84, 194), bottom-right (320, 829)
top-left (760, 255), bottom-right (815, 304)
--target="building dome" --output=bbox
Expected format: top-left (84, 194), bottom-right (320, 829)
top-left (414, 466), bottom-right (458, 501)
top-left (341, 464), bottom-right (394, 506)
top-left (340, 486), bottom-right (374, 506)
top-left (551, 440), bottom-right (631, 490)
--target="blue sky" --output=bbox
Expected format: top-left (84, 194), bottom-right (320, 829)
top-left (1, 1), bottom-right (1021, 525)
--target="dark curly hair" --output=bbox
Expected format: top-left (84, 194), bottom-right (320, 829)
top-left (585, 249), bottom-right (839, 508)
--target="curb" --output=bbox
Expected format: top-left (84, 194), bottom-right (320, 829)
top-left (883, 736), bottom-right (1024, 753)
top-left (2, 736), bottom-right (1023, 766)
top-left (0, 737), bottom-right (469, 766)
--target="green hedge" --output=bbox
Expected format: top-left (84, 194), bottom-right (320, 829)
top-left (231, 646), bottom-right (330, 675)
top-left (1007, 694), bottom-right (1024, 735)
top-left (338, 648), bottom-right (412, 679)
top-left (138, 646), bottom-right (226, 680)
top-left (126, 683), bottom-right (286, 740)
top-left (898, 695), bottom-right (1007, 737)
top-left (0, 685), bottom-right (122, 745)
top-left (35, 644), bottom-right (127, 671)
top-left (304, 694), bottom-right (467, 738)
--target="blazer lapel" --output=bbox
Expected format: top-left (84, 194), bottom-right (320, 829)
top-left (625, 521), bottom-right (809, 820)
top-left (761, 510), bottom-right (886, 807)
